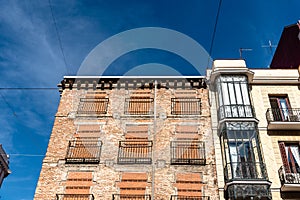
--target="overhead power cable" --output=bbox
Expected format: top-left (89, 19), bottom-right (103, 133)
top-left (207, 0), bottom-right (223, 68)
top-left (48, 0), bottom-right (70, 75)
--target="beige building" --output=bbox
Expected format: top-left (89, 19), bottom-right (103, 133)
top-left (34, 76), bottom-right (219, 200)
top-left (208, 59), bottom-right (300, 200)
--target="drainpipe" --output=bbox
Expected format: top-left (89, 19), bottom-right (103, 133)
top-left (151, 80), bottom-right (157, 199)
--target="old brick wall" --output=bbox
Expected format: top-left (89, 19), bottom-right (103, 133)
top-left (34, 81), bottom-right (219, 200)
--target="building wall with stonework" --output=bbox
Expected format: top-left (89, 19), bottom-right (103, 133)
top-left (250, 68), bottom-right (300, 200)
top-left (34, 77), bottom-right (219, 200)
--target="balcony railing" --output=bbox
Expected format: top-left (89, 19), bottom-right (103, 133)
top-left (171, 98), bottom-right (201, 115)
top-left (124, 98), bottom-right (154, 115)
top-left (279, 165), bottom-right (300, 185)
top-left (266, 108), bottom-right (300, 122)
top-left (226, 184), bottom-right (272, 200)
top-left (117, 141), bottom-right (152, 164)
top-left (65, 138), bottom-right (102, 164)
top-left (170, 195), bottom-right (210, 200)
top-left (218, 105), bottom-right (253, 120)
top-left (112, 194), bottom-right (151, 200)
top-left (77, 98), bottom-right (109, 115)
top-left (171, 141), bottom-right (205, 165)
top-left (56, 194), bottom-right (94, 200)
top-left (224, 162), bottom-right (268, 181)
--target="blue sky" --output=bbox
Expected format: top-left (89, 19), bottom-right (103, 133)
top-left (0, 0), bottom-right (299, 199)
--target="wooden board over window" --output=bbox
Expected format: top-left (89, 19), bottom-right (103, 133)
top-left (117, 172), bottom-right (148, 196)
top-left (173, 173), bottom-right (203, 197)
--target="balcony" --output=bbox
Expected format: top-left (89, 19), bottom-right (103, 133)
top-left (170, 195), bottom-right (210, 200)
top-left (56, 194), bottom-right (94, 200)
top-left (124, 98), bottom-right (154, 115)
top-left (266, 108), bottom-right (300, 130)
top-left (224, 162), bottom-right (268, 181)
top-left (112, 194), bottom-right (151, 200)
top-left (65, 138), bottom-right (102, 164)
top-left (278, 165), bottom-right (300, 191)
top-left (171, 98), bottom-right (201, 115)
top-left (117, 141), bottom-right (152, 164)
top-left (77, 98), bottom-right (109, 115)
top-left (171, 141), bottom-right (205, 165)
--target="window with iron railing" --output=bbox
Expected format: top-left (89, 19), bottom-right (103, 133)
top-left (77, 98), bottom-right (109, 115)
top-left (171, 141), bottom-right (205, 165)
top-left (124, 97), bottom-right (153, 115)
top-left (65, 137), bottom-right (102, 164)
top-left (117, 140), bottom-right (152, 164)
top-left (171, 98), bottom-right (201, 115)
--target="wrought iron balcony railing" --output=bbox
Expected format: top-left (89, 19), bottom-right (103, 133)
top-left (218, 105), bottom-right (253, 120)
top-left (117, 140), bottom-right (152, 164)
top-left (279, 165), bottom-right (300, 185)
top-left (124, 98), bottom-right (154, 115)
top-left (112, 194), bottom-right (151, 200)
top-left (224, 162), bottom-right (268, 181)
top-left (65, 138), bottom-right (102, 164)
top-left (77, 98), bottom-right (109, 115)
top-left (56, 194), bottom-right (94, 200)
top-left (226, 184), bottom-right (272, 200)
top-left (266, 108), bottom-right (300, 122)
top-left (171, 98), bottom-right (201, 115)
top-left (170, 195), bottom-right (210, 200)
top-left (171, 141), bottom-right (205, 165)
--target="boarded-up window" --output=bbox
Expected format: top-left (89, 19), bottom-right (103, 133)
top-left (65, 137), bottom-right (102, 164)
top-left (56, 172), bottom-right (93, 200)
top-left (77, 92), bottom-right (108, 115)
top-left (173, 173), bottom-right (203, 198)
top-left (118, 125), bottom-right (152, 164)
top-left (171, 98), bottom-right (201, 115)
top-left (125, 91), bottom-right (153, 115)
top-left (114, 172), bottom-right (150, 199)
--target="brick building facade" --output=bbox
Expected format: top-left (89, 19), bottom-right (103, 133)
top-left (34, 77), bottom-right (219, 200)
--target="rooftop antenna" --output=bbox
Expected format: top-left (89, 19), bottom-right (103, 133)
top-left (262, 40), bottom-right (277, 54)
top-left (239, 48), bottom-right (253, 59)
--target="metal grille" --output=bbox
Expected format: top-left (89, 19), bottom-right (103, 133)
top-left (266, 108), bottom-right (300, 122)
top-left (226, 184), bottom-right (272, 200)
top-left (171, 141), bottom-right (205, 165)
top-left (224, 162), bottom-right (268, 181)
top-left (117, 141), bottom-right (152, 164)
top-left (56, 194), bottom-right (94, 200)
top-left (170, 196), bottom-right (210, 200)
top-left (77, 98), bottom-right (109, 115)
top-left (279, 165), bottom-right (300, 185)
top-left (112, 194), bottom-right (151, 200)
top-left (218, 105), bottom-right (253, 119)
top-left (171, 98), bottom-right (201, 115)
top-left (124, 98), bottom-right (153, 115)
top-left (65, 138), bottom-right (102, 164)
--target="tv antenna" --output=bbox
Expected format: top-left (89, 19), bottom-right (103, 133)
top-left (262, 40), bottom-right (277, 54)
top-left (239, 48), bottom-right (252, 59)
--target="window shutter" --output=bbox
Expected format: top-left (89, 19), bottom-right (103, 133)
top-left (279, 142), bottom-right (291, 173)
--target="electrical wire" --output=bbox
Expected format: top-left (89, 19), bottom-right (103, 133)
top-left (207, 0), bottom-right (223, 68)
top-left (48, 0), bottom-right (70, 75)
